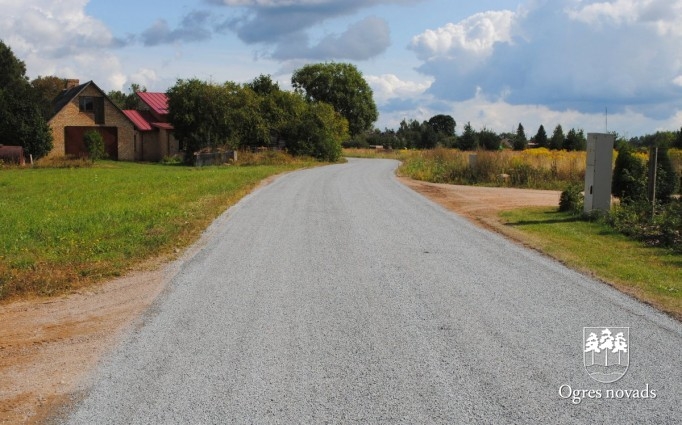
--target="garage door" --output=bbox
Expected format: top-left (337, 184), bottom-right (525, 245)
top-left (64, 127), bottom-right (118, 160)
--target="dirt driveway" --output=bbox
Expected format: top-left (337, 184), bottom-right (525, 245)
top-left (0, 178), bottom-right (560, 424)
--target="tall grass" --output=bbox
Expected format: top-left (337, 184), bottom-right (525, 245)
top-left (397, 148), bottom-right (587, 189)
top-left (0, 158), bottom-right (313, 300)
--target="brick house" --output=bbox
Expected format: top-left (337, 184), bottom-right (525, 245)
top-left (123, 92), bottom-right (180, 161)
top-left (48, 80), bottom-right (135, 160)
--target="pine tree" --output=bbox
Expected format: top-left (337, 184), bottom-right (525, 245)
top-left (534, 125), bottom-right (548, 148)
top-left (612, 144), bottom-right (647, 204)
top-left (549, 124), bottom-right (565, 150)
top-left (513, 123), bottom-right (527, 151)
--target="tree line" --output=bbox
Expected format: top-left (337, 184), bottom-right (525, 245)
top-left (349, 117), bottom-right (593, 152)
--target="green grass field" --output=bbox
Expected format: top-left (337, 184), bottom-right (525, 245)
top-left (499, 207), bottom-right (681, 320)
top-left (0, 160), bottom-right (311, 300)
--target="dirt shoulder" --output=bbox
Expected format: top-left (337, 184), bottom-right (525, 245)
top-left (398, 177), bottom-right (561, 235)
top-left (0, 178), bottom-right (560, 424)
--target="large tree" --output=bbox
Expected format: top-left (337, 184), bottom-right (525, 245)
top-left (291, 62), bottom-right (378, 137)
top-left (31, 75), bottom-right (66, 119)
top-left (167, 79), bottom-right (234, 160)
top-left (428, 114), bottom-right (456, 136)
top-left (108, 83), bottom-right (146, 110)
top-left (0, 41), bottom-right (53, 159)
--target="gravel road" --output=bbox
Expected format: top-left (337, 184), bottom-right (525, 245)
top-left (59, 159), bottom-right (681, 424)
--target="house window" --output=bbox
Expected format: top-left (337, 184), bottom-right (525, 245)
top-left (79, 96), bottom-right (105, 124)
top-left (79, 96), bottom-right (94, 112)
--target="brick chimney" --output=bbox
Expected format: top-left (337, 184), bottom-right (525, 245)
top-left (65, 79), bottom-right (80, 89)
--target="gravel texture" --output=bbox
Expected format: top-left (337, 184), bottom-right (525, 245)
top-left (60, 158), bottom-right (682, 424)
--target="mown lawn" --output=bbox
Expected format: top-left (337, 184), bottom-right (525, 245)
top-left (499, 207), bottom-right (681, 320)
top-left (0, 161), bottom-right (310, 300)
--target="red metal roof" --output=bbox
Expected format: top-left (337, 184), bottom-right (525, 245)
top-left (137, 92), bottom-right (168, 116)
top-left (122, 110), bottom-right (153, 131)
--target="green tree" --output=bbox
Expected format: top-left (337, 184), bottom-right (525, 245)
top-left (286, 101), bottom-right (347, 161)
top-left (478, 128), bottom-right (501, 150)
top-left (650, 148), bottom-right (679, 202)
top-left (427, 114), bottom-right (457, 147)
top-left (549, 124), bottom-right (565, 150)
top-left (0, 40), bottom-right (53, 159)
top-left (83, 130), bottom-right (106, 162)
top-left (291, 62), bottom-right (378, 137)
top-left (675, 127), bottom-right (682, 149)
top-left (458, 122), bottom-right (478, 151)
top-left (167, 79), bottom-right (234, 161)
top-left (397, 119), bottom-right (422, 149)
top-left (247, 74), bottom-right (280, 96)
top-left (428, 114), bottom-right (456, 136)
top-left (108, 83), bottom-right (146, 110)
top-left (564, 128), bottom-right (586, 151)
top-left (534, 125), bottom-right (548, 148)
top-left (612, 144), bottom-right (647, 204)
top-left (31, 75), bottom-right (66, 119)
top-left (513, 123), bottom-right (527, 151)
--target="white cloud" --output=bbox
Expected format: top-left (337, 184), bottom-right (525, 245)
top-left (129, 68), bottom-right (160, 89)
top-left (406, 0), bottom-right (682, 124)
top-left (566, 0), bottom-right (641, 25)
top-left (366, 74), bottom-right (432, 104)
top-left (410, 10), bottom-right (516, 61)
top-left (0, 0), bottom-right (128, 90)
top-left (566, 0), bottom-right (682, 36)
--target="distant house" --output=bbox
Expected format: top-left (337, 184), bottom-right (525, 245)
top-left (48, 80), bottom-right (136, 160)
top-left (123, 92), bottom-right (180, 161)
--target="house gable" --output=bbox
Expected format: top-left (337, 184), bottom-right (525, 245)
top-left (47, 80), bottom-right (136, 160)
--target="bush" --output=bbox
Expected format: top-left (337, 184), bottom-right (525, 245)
top-left (83, 130), bottom-right (106, 162)
top-left (612, 145), bottom-right (647, 204)
top-left (559, 185), bottom-right (584, 213)
top-left (606, 199), bottom-right (682, 252)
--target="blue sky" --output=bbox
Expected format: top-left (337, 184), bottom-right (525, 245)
top-left (2, 0), bottom-right (681, 137)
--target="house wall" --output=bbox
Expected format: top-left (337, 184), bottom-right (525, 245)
top-left (48, 85), bottom-right (135, 160)
top-left (140, 131), bottom-right (162, 162)
top-left (158, 129), bottom-right (180, 158)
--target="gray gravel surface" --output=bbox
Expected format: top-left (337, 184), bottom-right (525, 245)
top-left (60, 158), bottom-right (681, 424)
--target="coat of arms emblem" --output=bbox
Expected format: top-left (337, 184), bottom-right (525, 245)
top-left (583, 327), bottom-right (629, 383)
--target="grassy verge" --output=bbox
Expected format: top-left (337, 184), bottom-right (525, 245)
top-left (499, 207), bottom-right (681, 320)
top-left (0, 157), bottom-right (316, 301)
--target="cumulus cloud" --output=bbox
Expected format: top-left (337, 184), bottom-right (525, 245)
top-left (0, 0), bottom-right (125, 58)
top-left (366, 73), bottom-right (433, 104)
top-left (410, 10), bottom-right (516, 61)
top-left (408, 0), bottom-right (682, 120)
top-left (0, 0), bottom-right (130, 89)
